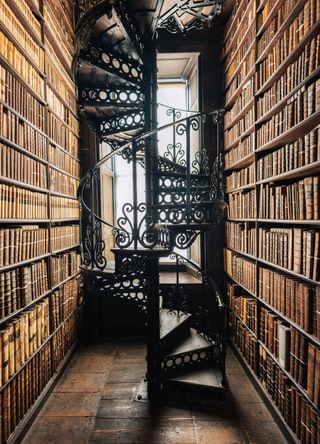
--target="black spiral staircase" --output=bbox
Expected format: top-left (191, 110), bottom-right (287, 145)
top-left (74, 0), bottom-right (227, 403)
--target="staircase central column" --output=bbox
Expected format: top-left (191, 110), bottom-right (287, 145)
top-left (144, 41), bottom-right (158, 222)
top-left (145, 254), bottom-right (161, 400)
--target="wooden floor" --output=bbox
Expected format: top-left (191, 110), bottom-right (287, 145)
top-left (22, 336), bottom-right (287, 444)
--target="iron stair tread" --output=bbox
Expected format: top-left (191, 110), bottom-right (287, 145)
top-left (168, 364), bottom-right (225, 390)
top-left (164, 328), bottom-right (213, 358)
top-left (160, 309), bottom-right (191, 340)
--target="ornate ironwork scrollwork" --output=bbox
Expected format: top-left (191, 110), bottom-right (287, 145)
top-left (192, 148), bottom-right (210, 175)
top-left (174, 230), bottom-right (201, 249)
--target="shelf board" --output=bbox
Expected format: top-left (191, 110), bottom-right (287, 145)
top-left (50, 190), bottom-right (78, 200)
top-left (256, 110), bottom-right (320, 154)
top-left (50, 218), bottom-right (80, 224)
top-left (51, 271), bottom-right (80, 291)
top-left (223, 0), bottom-right (254, 44)
top-left (6, 0), bottom-right (43, 47)
top-left (256, 67), bottom-right (320, 124)
top-left (0, 21), bottom-right (45, 79)
top-left (225, 183), bottom-right (256, 194)
top-left (226, 218), bottom-right (256, 223)
top-left (24, 0), bottom-right (43, 19)
top-left (256, 0), bottom-right (281, 37)
top-left (224, 152), bottom-right (255, 171)
top-left (0, 289), bottom-right (51, 328)
top-left (257, 258), bottom-right (320, 286)
top-left (230, 341), bottom-right (300, 444)
top-left (0, 176), bottom-right (49, 194)
top-left (226, 273), bottom-right (257, 298)
top-left (257, 219), bottom-right (320, 226)
top-left (256, 20), bottom-right (320, 96)
top-left (0, 219), bottom-right (50, 224)
top-left (225, 246), bottom-right (256, 262)
top-left (224, 98), bottom-right (255, 131)
top-left (52, 244), bottom-right (80, 255)
top-left (255, 0), bottom-right (306, 65)
top-left (7, 339), bottom-right (80, 444)
top-left (224, 18), bottom-right (256, 73)
top-left (0, 100), bottom-right (47, 137)
top-left (225, 40), bottom-right (255, 91)
top-left (257, 162), bottom-right (320, 185)
top-left (48, 106), bottom-right (79, 139)
top-left (48, 137), bottom-right (80, 164)
top-left (0, 134), bottom-right (47, 165)
top-left (46, 79), bottom-right (78, 119)
top-left (258, 341), bottom-right (320, 414)
top-left (229, 308), bottom-right (258, 339)
top-left (225, 65), bottom-right (255, 109)
top-left (224, 124), bottom-right (255, 152)
top-left (0, 55), bottom-right (45, 105)
top-left (0, 253), bottom-right (51, 273)
top-left (49, 163), bottom-right (81, 181)
top-left (256, 0), bottom-right (268, 13)
top-left (44, 25), bottom-right (73, 79)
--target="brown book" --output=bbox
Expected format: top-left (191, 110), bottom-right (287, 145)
top-left (307, 343), bottom-right (316, 402)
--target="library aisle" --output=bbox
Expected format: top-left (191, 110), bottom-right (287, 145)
top-left (22, 338), bottom-right (287, 444)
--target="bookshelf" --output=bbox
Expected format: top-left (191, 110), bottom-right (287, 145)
top-left (0, 0), bottom-right (82, 441)
top-left (223, 1), bottom-right (320, 442)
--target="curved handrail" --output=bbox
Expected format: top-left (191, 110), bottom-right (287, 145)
top-left (90, 110), bottom-right (222, 174)
top-left (170, 251), bottom-right (225, 310)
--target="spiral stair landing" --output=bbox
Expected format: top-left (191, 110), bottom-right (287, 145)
top-left (74, 0), bottom-right (227, 403)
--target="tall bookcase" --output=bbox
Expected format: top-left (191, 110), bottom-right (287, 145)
top-left (223, 1), bottom-right (320, 442)
top-left (0, 0), bottom-right (83, 441)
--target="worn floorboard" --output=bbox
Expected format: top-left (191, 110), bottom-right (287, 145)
top-left (22, 337), bottom-right (287, 444)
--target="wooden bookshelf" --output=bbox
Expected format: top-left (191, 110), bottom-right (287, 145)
top-left (223, 1), bottom-right (320, 442)
top-left (0, 0), bottom-right (82, 441)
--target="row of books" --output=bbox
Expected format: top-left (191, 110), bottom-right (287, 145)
top-left (50, 167), bottom-right (80, 198)
top-left (45, 49), bottom-right (77, 116)
top-left (225, 46), bottom-right (255, 101)
top-left (256, 1), bottom-right (320, 90)
top-left (225, 163), bottom-right (254, 191)
top-left (51, 251), bottom-right (80, 287)
top-left (259, 266), bottom-right (318, 336)
top-left (224, 134), bottom-right (254, 168)
top-left (1, 342), bottom-right (52, 443)
top-left (1, 308), bottom-right (82, 443)
top-left (224, 78), bottom-right (254, 129)
top-left (224, 249), bottom-right (256, 294)
top-left (48, 111), bottom-right (79, 159)
top-left (0, 143), bottom-right (47, 189)
top-left (257, 0), bottom-right (298, 59)
top-left (258, 227), bottom-right (320, 281)
top-left (229, 311), bottom-right (257, 371)
top-left (0, 184), bottom-right (47, 220)
top-left (0, 104), bottom-right (47, 160)
top-left (307, 343), bottom-right (320, 408)
top-left (224, 24), bottom-right (255, 87)
top-left (44, 2), bottom-right (73, 68)
top-left (51, 277), bottom-right (83, 331)
top-left (256, 126), bottom-right (320, 181)
top-left (0, 65), bottom-right (45, 132)
top-left (227, 188), bottom-right (256, 219)
top-left (52, 308), bottom-right (83, 373)
top-left (50, 196), bottom-right (80, 220)
top-left (51, 225), bottom-right (80, 252)
top-left (256, 0), bottom-right (278, 31)
top-left (260, 345), bottom-right (320, 444)
top-left (227, 283), bottom-right (257, 334)
top-left (46, 0), bottom-right (73, 39)
top-left (0, 226), bottom-right (48, 267)
top-left (49, 144), bottom-right (80, 178)
top-left (223, 0), bottom-right (252, 46)
top-left (257, 35), bottom-right (320, 119)
top-left (0, 259), bottom-right (48, 319)
top-left (257, 79), bottom-right (320, 149)
top-left (0, 298), bottom-right (50, 385)
top-left (47, 86), bottom-right (79, 136)
top-left (0, 31), bottom-right (44, 99)
top-left (14, 0), bottom-right (41, 40)
top-left (0, 0), bottom-right (44, 71)
top-left (225, 221), bottom-right (256, 256)
top-left (258, 177), bottom-right (320, 220)
top-left (224, 107), bottom-right (254, 149)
